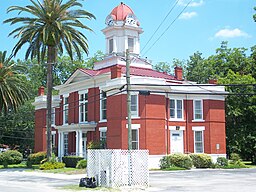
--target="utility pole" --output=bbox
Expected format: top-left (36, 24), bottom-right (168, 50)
top-left (126, 49), bottom-right (132, 150)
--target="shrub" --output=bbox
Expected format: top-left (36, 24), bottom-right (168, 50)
top-left (0, 150), bottom-right (23, 167)
top-left (216, 157), bottom-right (228, 167)
top-left (62, 156), bottom-right (84, 168)
top-left (76, 159), bottom-right (87, 169)
top-left (230, 153), bottom-right (241, 162)
top-left (190, 154), bottom-right (213, 168)
top-left (39, 162), bottom-right (65, 170)
top-left (160, 154), bottom-right (193, 169)
top-left (27, 151), bottom-right (47, 165)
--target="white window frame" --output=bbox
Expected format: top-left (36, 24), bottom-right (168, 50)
top-left (109, 39), bottom-right (113, 54)
top-left (99, 127), bottom-right (107, 149)
top-left (51, 108), bottom-right (55, 127)
top-left (63, 95), bottom-right (69, 125)
top-left (64, 133), bottom-right (69, 155)
top-left (194, 131), bottom-right (204, 153)
top-left (193, 100), bottom-right (203, 121)
top-left (100, 91), bottom-right (107, 121)
top-left (131, 94), bottom-right (139, 117)
top-left (79, 90), bottom-right (88, 123)
top-left (128, 37), bottom-right (134, 52)
top-left (132, 129), bottom-right (139, 150)
top-left (169, 99), bottom-right (184, 120)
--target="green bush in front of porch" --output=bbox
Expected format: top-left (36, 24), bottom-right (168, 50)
top-left (62, 156), bottom-right (84, 168)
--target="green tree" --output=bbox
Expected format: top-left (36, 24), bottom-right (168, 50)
top-left (154, 62), bottom-right (172, 74)
top-left (4, 0), bottom-right (95, 159)
top-left (0, 51), bottom-right (29, 114)
top-left (218, 71), bottom-right (256, 163)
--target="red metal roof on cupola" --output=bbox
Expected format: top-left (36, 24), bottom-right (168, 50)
top-left (110, 2), bottom-right (134, 21)
top-left (79, 65), bottom-right (176, 80)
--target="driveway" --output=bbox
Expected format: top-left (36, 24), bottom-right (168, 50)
top-left (0, 168), bottom-right (255, 192)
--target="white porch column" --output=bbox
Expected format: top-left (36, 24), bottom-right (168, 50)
top-left (75, 131), bottom-right (79, 156)
top-left (60, 132), bottom-right (64, 158)
top-left (78, 130), bottom-right (83, 157)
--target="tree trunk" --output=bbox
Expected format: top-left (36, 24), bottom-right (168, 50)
top-left (46, 46), bottom-right (56, 160)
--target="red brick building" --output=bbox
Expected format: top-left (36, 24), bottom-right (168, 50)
top-left (33, 3), bottom-right (226, 168)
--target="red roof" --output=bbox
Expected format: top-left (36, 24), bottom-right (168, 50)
top-left (79, 65), bottom-right (176, 80)
top-left (110, 2), bottom-right (134, 21)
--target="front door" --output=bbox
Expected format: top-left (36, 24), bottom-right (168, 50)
top-left (171, 130), bottom-right (184, 153)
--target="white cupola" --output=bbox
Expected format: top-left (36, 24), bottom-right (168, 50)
top-left (102, 2), bottom-right (143, 56)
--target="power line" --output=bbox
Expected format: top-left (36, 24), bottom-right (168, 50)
top-left (141, 0), bottom-right (180, 54)
top-left (142, 0), bottom-right (192, 57)
top-left (0, 135), bottom-right (34, 140)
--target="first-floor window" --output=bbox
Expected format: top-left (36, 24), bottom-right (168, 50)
top-left (100, 129), bottom-right (107, 149)
top-left (64, 133), bottom-right (69, 155)
top-left (194, 131), bottom-right (204, 153)
top-left (132, 129), bottom-right (139, 149)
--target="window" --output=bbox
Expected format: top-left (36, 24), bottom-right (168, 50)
top-left (63, 96), bottom-right (69, 125)
top-left (51, 108), bottom-right (55, 126)
top-left (128, 38), bottom-right (134, 52)
top-left (100, 91), bottom-right (107, 120)
top-left (109, 39), bottom-right (113, 53)
top-left (132, 129), bottom-right (139, 149)
top-left (99, 128), bottom-right (107, 149)
top-left (194, 131), bottom-right (204, 153)
top-left (131, 95), bottom-right (138, 117)
top-left (170, 99), bottom-right (183, 119)
top-left (194, 100), bottom-right (203, 120)
top-left (79, 92), bottom-right (88, 122)
top-left (64, 133), bottom-right (69, 155)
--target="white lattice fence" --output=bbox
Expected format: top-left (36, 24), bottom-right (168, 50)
top-left (87, 149), bottom-right (149, 188)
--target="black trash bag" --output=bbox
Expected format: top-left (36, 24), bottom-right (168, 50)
top-left (79, 177), bottom-right (97, 188)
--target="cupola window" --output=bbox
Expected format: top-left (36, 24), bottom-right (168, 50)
top-left (128, 38), bottom-right (134, 52)
top-left (109, 39), bottom-right (113, 54)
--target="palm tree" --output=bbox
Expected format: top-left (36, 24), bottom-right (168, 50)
top-left (0, 51), bottom-right (29, 114)
top-left (4, 0), bottom-right (95, 159)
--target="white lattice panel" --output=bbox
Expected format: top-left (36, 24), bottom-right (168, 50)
top-left (87, 149), bottom-right (149, 188)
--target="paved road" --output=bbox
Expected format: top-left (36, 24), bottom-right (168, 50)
top-left (0, 168), bottom-right (255, 192)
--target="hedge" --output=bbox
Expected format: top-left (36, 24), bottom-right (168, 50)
top-left (160, 153), bottom-right (193, 169)
top-left (27, 151), bottom-right (47, 165)
top-left (39, 162), bottom-right (65, 170)
top-left (189, 154), bottom-right (213, 168)
top-left (76, 159), bottom-right (87, 169)
top-left (0, 150), bottom-right (23, 167)
top-left (62, 156), bottom-right (84, 168)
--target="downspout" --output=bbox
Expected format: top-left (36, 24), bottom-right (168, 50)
top-left (165, 93), bottom-right (169, 155)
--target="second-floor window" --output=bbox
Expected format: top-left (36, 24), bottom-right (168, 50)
top-left (63, 96), bottom-right (68, 125)
top-left (100, 91), bottom-right (107, 120)
top-left (79, 92), bottom-right (88, 123)
top-left (131, 94), bottom-right (138, 117)
top-left (170, 99), bottom-right (183, 119)
top-left (194, 100), bottom-right (203, 120)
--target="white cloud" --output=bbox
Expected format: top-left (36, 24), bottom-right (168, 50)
top-left (214, 28), bottom-right (250, 38)
top-left (178, 0), bottom-right (204, 7)
top-left (179, 11), bottom-right (197, 19)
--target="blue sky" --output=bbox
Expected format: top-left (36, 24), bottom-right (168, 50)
top-left (0, 0), bottom-right (255, 65)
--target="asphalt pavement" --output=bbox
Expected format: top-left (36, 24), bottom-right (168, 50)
top-left (0, 168), bottom-right (255, 192)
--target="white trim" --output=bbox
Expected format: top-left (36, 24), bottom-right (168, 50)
top-left (169, 98), bottom-right (184, 121)
top-left (99, 127), bottom-right (107, 132)
top-left (78, 89), bottom-right (88, 95)
top-left (131, 94), bottom-right (139, 117)
top-left (194, 130), bottom-right (204, 154)
top-left (192, 126), bottom-right (205, 131)
top-left (169, 126), bottom-right (185, 131)
top-left (126, 124), bottom-right (140, 129)
top-left (193, 99), bottom-right (203, 121)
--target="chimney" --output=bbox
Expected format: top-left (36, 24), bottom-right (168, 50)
top-left (209, 79), bottom-right (217, 84)
top-left (38, 86), bottom-right (45, 96)
top-left (111, 65), bottom-right (122, 79)
top-left (175, 66), bottom-right (183, 80)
